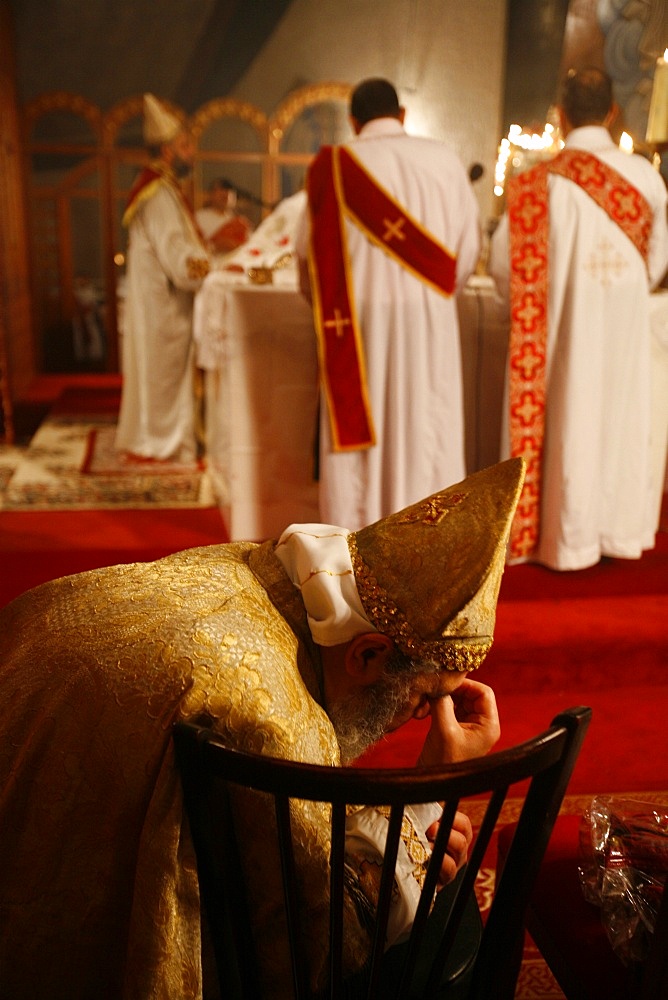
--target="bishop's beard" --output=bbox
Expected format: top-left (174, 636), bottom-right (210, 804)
top-left (327, 670), bottom-right (413, 765)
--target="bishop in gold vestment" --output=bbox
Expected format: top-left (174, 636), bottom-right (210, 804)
top-left (0, 459), bottom-right (524, 999)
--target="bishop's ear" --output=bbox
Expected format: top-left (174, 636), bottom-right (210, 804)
top-left (344, 632), bottom-right (395, 685)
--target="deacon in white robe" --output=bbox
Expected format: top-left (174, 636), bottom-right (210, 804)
top-left (489, 69), bottom-right (668, 571)
top-left (116, 95), bottom-right (210, 463)
top-left (297, 79), bottom-right (481, 531)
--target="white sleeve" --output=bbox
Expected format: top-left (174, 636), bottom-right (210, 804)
top-left (141, 187), bottom-right (210, 292)
top-left (294, 201), bottom-right (310, 262)
top-left (345, 802), bottom-right (443, 948)
top-left (647, 175), bottom-right (668, 291)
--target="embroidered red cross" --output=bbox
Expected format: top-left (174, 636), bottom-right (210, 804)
top-left (512, 244), bottom-right (546, 284)
top-left (513, 293), bottom-right (544, 332)
top-left (512, 341), bottom-right (544, 380)
top-left (571, 156), bottom-right (604, 187)
top-left (611, 188), bottom-right (641, 221)
top-left (396, 492), bottom-right (467, 525)
top-left (514, 434), bottom-right (541, 469)
top-left (513, 194), bottom-right (545, 233)
top-left (512, 391), bottom-right (543, 427)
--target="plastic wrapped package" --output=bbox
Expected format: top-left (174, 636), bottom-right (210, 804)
top-left (578, 796), bottom-right (668, 968)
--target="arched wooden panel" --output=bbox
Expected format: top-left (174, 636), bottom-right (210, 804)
top-left (21, 83), bottom-right (352, 375)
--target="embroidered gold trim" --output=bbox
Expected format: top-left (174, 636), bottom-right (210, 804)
top-left (347, 534), bottom-right (491, 671)
top-left (394, 491), bottom-right (467, 526)
top-left (187, 256), bottom-right (211, 280)
top-left (122, 177), bottom-right (162, 228)
top-left (374, 806), bottom-right (431, 888)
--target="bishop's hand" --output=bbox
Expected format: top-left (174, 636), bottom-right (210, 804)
top-left (416, 678), bottom-right (500, 768)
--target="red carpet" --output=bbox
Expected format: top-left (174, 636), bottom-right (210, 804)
top-left (2, 382), bottom-right (226, 601)
top-left (0, 507), bottom-right (229, 606)
top-left (50, 383), bottom-right (122, 417)
top-left (357, 528), bottom-right (668, 796)
top-left (498, 532), bottom-right (668, 600)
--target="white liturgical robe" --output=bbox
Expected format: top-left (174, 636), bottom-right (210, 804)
top-left (489, 126), bottom-right (668, 571)
top-left (116, 178), bottom-right (210, 462)
top-left (298, 118), bottom-right (481, 531)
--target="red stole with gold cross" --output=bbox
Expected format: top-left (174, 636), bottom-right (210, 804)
top-left (307, 144), bottom-right (458, 451)
top-left (506, 148), bottom-right (652, 560)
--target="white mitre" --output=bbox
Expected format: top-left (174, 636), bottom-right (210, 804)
top-left (143, 93), bottom-right (181, 146)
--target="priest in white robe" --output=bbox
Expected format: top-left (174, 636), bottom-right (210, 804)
top-left (115, 94), bottom-right (210, 463)
top-left (489, 67), bottom-right (668, 571)
top-left (297, 78), bottom-right (481, 531)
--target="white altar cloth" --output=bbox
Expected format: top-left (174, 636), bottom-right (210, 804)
top-left (193, 270), bottom-right (319, 541)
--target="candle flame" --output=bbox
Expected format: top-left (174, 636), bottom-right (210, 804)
top-left (664, 48), bottom-right (668, 60)
top-left (619, 131), bottom-right (634, 153)
top-left (494, 120), bottom-right (563, 197)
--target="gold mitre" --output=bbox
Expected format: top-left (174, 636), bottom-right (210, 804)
top-left (143, 93), bottom-right (182, 146)
top-left (347, 457), bottom-right (525, 671)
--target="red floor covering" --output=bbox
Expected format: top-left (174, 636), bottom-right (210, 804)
top-left (0, 507), bottom-right (229, 607)
top-left (358, 530), bottom-right (668, 795)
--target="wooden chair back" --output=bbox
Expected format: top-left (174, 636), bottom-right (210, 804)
top-left (640, 878), bottom-right (668, 999)
top-left (173, 705), bottom-right (592, 999)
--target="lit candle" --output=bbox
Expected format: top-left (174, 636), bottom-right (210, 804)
top-left (619, 131), bottom-right (634, 154)
top-left (646, 49), bottom-right (668, 144)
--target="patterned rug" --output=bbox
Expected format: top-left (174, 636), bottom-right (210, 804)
top-left (0, 414), bottom-right (216, 511)
top-left (0, 445), bottom-right (22, 494)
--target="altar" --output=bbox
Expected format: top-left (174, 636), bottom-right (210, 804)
top-left (194, 271), bottom-right (320, 541)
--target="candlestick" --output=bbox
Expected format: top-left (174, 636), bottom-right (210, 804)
top-left (646, 49), bottom-right (668, 144)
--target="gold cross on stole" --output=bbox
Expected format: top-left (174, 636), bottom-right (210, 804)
top-left (324, 308), bottom-right (352, 338)
top-left (382, 216), bottom-right (407, 244)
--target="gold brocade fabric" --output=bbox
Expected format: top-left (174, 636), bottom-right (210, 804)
top-left (0, 542), bottom-right (368, 999)
top-left (186, 255), bottom-right (211, 281)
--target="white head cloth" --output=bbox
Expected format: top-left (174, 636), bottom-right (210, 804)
top-left (275, 524), bottom-right (376, 647)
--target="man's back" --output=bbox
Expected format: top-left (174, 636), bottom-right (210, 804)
top-left (548, 126), bottom-right (667, 293)
top-left (307, 112), bottom-right (481, 529)
top-left (489, 117), bottom-right (668, 570)
top-left (345, 118), bottom-right (481, 294)
top-left (0, 542), bottom-right (346, 998)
